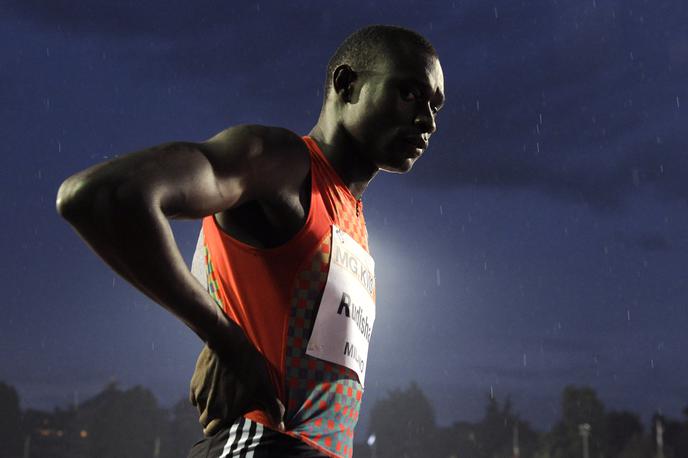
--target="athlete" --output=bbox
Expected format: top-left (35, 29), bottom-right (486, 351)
top-left (56, 25), bottom-right (444, 457)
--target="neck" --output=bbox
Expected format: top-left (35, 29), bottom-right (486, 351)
top-left (309, 112), bottom-right (379, 200)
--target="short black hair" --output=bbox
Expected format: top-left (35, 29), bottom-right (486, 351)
top-left (325, 25), bottom-right (437, 93)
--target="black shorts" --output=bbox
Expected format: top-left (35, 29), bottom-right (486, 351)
top-left (187, 417), bottom-right (329, 458)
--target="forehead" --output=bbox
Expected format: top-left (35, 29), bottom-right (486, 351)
top-left (374, 46), bottom-right (444, 96)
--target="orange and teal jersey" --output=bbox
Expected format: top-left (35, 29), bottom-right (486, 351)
top-left (190, 136), bottom-right (373, 458)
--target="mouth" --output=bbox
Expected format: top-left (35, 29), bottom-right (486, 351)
top-left (402, 136), bottom-right (429, 157)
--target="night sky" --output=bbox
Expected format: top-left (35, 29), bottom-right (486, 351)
top-left (2, 0), bottom-right (687, 433)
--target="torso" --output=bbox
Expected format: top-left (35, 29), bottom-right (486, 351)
top-left (192, 135), bottom-right (369, 458)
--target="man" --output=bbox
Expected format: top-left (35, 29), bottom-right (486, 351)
top-left (57, 24), bottom-right (444, 458)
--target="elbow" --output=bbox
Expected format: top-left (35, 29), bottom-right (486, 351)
top-left (55, 175), bottom-right (122, 224)
top-left (56, 175), bottom-right (90, 222)
top-left (56, 174), bottom-right (157, 225)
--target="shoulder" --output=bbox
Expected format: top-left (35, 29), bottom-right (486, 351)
top-left (202, 124), bottom-right (310, 199)
top-left (204, 124), bottom-right (307, 165)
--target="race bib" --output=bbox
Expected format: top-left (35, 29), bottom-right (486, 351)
top-left (306, 225), bottom-right (376, 386)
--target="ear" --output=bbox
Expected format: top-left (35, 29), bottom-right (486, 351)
top-left (332, 65), bottom-right (357, 103)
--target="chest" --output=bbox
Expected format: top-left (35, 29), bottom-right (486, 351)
top-left (215, 181), bottom-right (310, 249)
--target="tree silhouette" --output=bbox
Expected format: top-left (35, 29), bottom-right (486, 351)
top-left (605, 410), bottom-right (643, 457)
top-left (368, 382), bottom-right (438, 458)
top-left (166, 397), bottom-right (204, 458)
top-left (544, 386), bottom-right (607, 458)
top-left (651, 412), bottom-right (688, 458)
top-left (470, 394), bottom-right (539, 458)
top-left (84, 383), bottom-right (167, 458)
top-left (0, 382), bottom-right (22, 458)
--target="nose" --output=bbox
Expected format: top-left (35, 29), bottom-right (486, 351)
top-left (414, 102), bottom-right (436, 134)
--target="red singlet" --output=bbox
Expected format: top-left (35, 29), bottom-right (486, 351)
top-left (190, 136), bottom-right (372, 458)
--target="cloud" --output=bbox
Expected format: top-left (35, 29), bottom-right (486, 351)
top-left (2, 0), bottom-right (254, 39)
top-left (405, 0), bottom-right (687, 210)
top-left (467, 363), bottom-right (597, 384)
top-left (611, 230), bottom-right (672, 252)
top-left (4, 0), bottom-right (686, 211)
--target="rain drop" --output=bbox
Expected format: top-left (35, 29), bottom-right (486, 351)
top-left (627, 309), bottom-right (631, 321)
top-left (436, 268), bottom-right (441, 286)
top-left (439, 205), bottom-right (444, 216)
top-left (632, 168), bottom-right (640, 187)
top-left (523, 353), bottom-right (527, 367)
top-left (57, 140), bottom-right (61, 152)
top-left (112, 277), bottom-right (116, 288)
top-left (650, 359), bottom-right (654, 369)
top-left (490, 385), bottom-right (494, 399)
top-left (494, 6), bottom-right (499, 18)
top-left (676, 96), bottom-right (680, 109)
top-left (536, 142), bottom-right (540, 153)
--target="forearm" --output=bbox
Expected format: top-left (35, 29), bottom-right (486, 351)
top-left (57, 179), bottom-right (243, 352)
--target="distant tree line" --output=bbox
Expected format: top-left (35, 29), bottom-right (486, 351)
top-left (354, 383), bottom-right (688, 458)
top-left (1, 380), bottom-right (687, 458)
top-left (0, 381), bottom-right (200, 458)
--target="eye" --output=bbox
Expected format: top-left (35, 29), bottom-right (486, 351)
top-left (400, 86), bottom-right (420, 102)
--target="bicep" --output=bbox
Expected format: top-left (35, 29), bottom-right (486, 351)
top-left (57, 124), bottom-right (307, 221)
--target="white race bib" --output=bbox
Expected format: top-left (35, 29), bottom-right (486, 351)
top-left (306, 225), bottom-right (376, 386)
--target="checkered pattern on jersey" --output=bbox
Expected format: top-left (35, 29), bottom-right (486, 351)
top-left (284, 200), bottom-right (370, 458)
top-left (204, 245), bottom-right (225, 311)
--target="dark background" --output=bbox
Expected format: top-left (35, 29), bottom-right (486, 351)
top-left (1, 0), bottom-right (686, 436)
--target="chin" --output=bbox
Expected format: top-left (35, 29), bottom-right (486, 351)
top-left (380, 158), bottom-right (416, 174)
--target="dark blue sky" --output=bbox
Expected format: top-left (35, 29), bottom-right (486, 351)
top-left (1, 0), bottom-right (687, 432)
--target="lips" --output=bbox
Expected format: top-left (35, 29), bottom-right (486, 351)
top-left (403, 135), bottom-right (429, 151)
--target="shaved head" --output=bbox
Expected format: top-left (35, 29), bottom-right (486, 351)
top-left (324, 25), bottom-right (438, 94)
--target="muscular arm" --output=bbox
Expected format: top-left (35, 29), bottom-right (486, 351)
top-left (56, 124), bottom-right (307, 362)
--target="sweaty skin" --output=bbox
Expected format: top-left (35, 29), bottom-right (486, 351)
top-left (56, 44), bottom-right (444, 431)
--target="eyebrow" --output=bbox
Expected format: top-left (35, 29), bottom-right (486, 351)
top-left (402, 76), bottom-right (445, 108)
